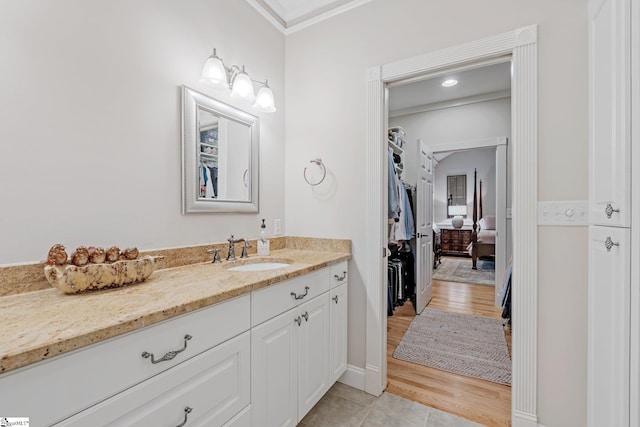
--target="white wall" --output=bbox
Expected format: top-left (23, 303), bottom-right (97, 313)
top-left (0, 0), bottom-right (285, 265)
top-left (284, 1), bottom-right (588, 426)
top-left (391, 98), bottom-right (510, 186)
top-left (432, 149), bottom-right (496, 223)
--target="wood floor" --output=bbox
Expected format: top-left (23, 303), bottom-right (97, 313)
top-left (386, 278), bottom-right (512, 427)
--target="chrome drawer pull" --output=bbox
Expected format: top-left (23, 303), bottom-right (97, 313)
top-left (141, 335), bottom-right (192, 364)
top-left (604, 236), bottom-right (619, 252)
top-left (291, 286), bottom-right (310, 300)
top-left (334, 271), bottom-right (347, 282)
top-left (294, 316), bottom-right (302, 326)
top-left (605, 203), bottom-right (620, 219)
top-left (302, 311), bottom-right (309, 322)
top-left (332, 295), bottom-right (339, 304)
top-left (176, 406), bottom-right (193, 427)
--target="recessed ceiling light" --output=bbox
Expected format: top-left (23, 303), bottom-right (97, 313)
top-left (441, 79), bottom-right (458, 87)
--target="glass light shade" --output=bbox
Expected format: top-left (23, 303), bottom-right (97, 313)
top-left (230, 69), bottom-right (255, 101)
top-left (201, 51), bottom-right (228, 88)
top-left (253, 83), bottom-right (276, 113)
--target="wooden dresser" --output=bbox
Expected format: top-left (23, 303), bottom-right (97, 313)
top-left (440, 228), bottom-right (472, 256)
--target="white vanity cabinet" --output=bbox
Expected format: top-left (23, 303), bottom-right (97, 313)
top-left (251, 262), bottom-right (348, 426)
top-left (0, 294), bottom-right (251, 427)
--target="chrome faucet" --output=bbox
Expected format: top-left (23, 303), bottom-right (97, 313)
top-left (227, 235), bottom-right (252, 261)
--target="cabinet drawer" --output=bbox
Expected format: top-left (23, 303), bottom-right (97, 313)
top-left (252, 269), bottom-right (328, 326)
top-left (57, 331), bottom-right (251, 427)
top-left (0, 294), bottom-right (250, 426)
top-left (330, 261), bottom-right (348, 288)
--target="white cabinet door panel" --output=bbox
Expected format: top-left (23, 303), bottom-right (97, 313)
top-left (588, 226), bottom-right (630, 427)
top-left (589, 0), bottom-right (631, 227)
top-left (251, 309), bottom-right (298, 427)
top-left (297, 294), bottom-right (331, 421)
top-left (330, 283), bottom-right (348, 383)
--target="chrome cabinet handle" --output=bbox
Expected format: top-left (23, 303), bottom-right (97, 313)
top-left (605, 203), bottom-right (620, 219)
top-left (302, 311), bottom-right (309, 322)
top-left (605, 236), bottom-right (620, 252)
top-left (294, 316), bottom-right (302, 326)
top-left (141, 335), bottom-right (192, 364)
top-left (176, 407), bottom-right (193, 427)
top-left (334, 271), bottom-right (347, 282)
top-left (291, 286), bottom-right (310, 300)
top-left (332, 295), bottom-right (339, 304)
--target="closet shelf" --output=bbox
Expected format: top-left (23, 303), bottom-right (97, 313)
top-left (199, 142), bottom-right (218, 148)
top-left (388, 140), bottom-right (403, 155)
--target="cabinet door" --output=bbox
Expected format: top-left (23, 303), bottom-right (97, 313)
top-left (330, 283), bottom-right (348, 383)
top-left (588, 226), bottom-right (630, 427)
top-left (589, 0), bottom-right (631, 226)
top-left (251, 310), bottom-right (298, 427)
top-left (297, 294), bottom-right (331, 421)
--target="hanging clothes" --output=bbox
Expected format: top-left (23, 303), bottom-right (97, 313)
top-left (387, 148), bottom-right (401, 220)
top-left (199, 164), bottom-right (215, 198)
top-left (389, 180), bottom-right (414, 243)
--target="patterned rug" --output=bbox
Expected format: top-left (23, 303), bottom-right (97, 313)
top-left (393, 308), bottom-right (511, 385)
top-left (433, 256), bottom-right (495, 285)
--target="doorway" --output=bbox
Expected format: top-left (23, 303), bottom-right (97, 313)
top-left (364, 25), bottom-right (539, 425)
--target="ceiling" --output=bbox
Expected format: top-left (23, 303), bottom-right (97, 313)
top-left (388, 62), bottom-right (512, 116)
top-left (246, 0), bottom-right (372, 32)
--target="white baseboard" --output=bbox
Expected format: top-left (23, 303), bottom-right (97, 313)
top-left (513, 411), bottom-right (540, 427)
top-left (338, 364), bottom-right (366, 391)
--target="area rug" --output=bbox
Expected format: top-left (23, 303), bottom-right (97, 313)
top-left (392, 308), bottom-right (511, 385)
top-left (433, 256), bottom-right (495, 285)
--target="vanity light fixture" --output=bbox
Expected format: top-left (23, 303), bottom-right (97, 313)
top-left (441, 79), bottom-right (458, 87)
top-left (201, 48), bottom-right (276, 113)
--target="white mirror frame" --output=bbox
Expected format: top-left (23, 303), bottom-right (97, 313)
top-left (181, 85), bottom-right (259, 213)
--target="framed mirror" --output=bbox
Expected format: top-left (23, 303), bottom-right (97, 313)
top-left (182, 86), bottom-right (259, 213)
top-left (447, 174), bottom-right (467, 217)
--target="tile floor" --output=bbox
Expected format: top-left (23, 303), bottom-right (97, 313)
top-left (299, 382), bottom-right (486, 427)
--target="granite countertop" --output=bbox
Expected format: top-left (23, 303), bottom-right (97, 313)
top-left (0, 246), bottom-right (350, 374)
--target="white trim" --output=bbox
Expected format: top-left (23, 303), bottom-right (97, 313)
top-left (364, 68), bottom-right (386, 397)
top-left (431, 136), bottom-right (507, 153)
top-left (365, 25), bottom-right (538, 424)
top-left (337, 364), bottom-right (366, 390)
top-left (512, 413), bottom-right (543, 427)
top-left (389, 90), bottom-right (511, 119)
top-left (246, 0), bottom-right (374, 35)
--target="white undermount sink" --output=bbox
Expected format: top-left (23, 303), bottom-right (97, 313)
top-left (227, 262), bottom-right (291, 272)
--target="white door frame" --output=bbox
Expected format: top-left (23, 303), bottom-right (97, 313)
top-left (431, 136), bottom-right (509, 307)
top-left (365, 26), bottom-right (539, 426)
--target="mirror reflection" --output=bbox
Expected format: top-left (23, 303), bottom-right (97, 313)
top-left (447, 174), bottom-right (467, 217)
top-left (198, 108), bottom-right (251, 201)
top-left (182, 86), bottom-right (259, 214)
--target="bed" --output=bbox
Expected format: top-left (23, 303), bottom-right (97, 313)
top-left (469, 169), bottom-right (496, 270)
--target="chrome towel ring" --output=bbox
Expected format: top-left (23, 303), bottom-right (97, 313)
top-left (303, 158), bottom-right (326, 186)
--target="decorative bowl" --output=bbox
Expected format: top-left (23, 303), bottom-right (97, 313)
top-left (44, 255), bottom-right (163, 294)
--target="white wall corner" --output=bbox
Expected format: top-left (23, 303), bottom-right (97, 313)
top-left (515, 25), bottom-right (538, 47)
top-left (338, 364), bottom-right (366, 391)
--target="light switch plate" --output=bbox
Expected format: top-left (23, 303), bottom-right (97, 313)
top-left (538, 201), bottom-right (588, 226)
top-left (274, 219), bottom-right (282, 236)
